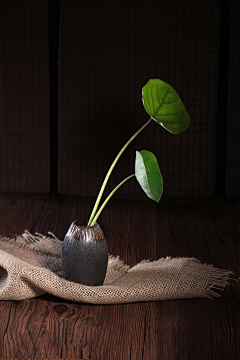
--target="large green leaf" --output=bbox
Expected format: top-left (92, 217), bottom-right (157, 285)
top-left (142, 79), bottom-right (190, 135)
top-left (135, 150), bottom-right (163, 203)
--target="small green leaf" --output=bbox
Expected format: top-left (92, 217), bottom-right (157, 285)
top-left (142, 79), bottom-right (190, 135)
top-left (135, 150), bottom-right (163, 203)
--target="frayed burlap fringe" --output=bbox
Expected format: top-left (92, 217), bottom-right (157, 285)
top-left (0, 230), bottom-right (236, 304)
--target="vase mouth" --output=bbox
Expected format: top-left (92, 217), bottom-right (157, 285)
top-left (72, 220), bottom-right (99, 229)
top-left (66, 220), bottom-right (105, 242)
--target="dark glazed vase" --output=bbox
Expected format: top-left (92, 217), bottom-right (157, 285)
top-left (61, 221), bottom-right (108, 286)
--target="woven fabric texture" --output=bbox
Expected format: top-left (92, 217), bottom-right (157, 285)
top-left (0, 231), bottom-right (235, 304)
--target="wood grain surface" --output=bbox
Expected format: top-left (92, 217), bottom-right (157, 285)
top-left (0, 193), bottom-right (239, 359)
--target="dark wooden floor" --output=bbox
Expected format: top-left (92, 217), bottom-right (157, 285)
top-left (0, 192), bottom-right (239, 359)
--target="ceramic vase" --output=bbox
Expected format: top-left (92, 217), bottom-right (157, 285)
top-left (61, 221), bottom-right (108, 286)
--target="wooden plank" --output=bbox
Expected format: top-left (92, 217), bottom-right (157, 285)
top-left (0, 194), bottom-right (239, 359)
top-left (0, 193), bottom-right (50, 358)
top-left (155, 198), bottom-right (239, 360)
top-left (28, 196), bottom-right (157, 358)
top-left (31, 300), bottom-right (155, 359)
top-left (0, 194), bottom-right (157, 358)
top-left (1, 299), bottom-right (51, 358)
top-left (27, 194), bottom-right (94, 240)
top-left (0, 193), bottom-right (48, 237)
top-left (96, 197), bottom-right (156, 359)
top-left (99, 197), bottom-right (157, 263)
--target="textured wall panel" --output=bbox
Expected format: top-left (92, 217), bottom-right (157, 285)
top-left (58, 1), bottom-right (220, 198)
top-left (0, 0), bottom-right (50, 193)
top-left (226, 3), bottom-right (240, 197)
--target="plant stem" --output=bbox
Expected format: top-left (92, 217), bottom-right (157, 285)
top-left (87, 117), bottom-right (152, 226)
top-left (90, 174), bottom-right (135, 226)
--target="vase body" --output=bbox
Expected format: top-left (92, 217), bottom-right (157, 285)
top-left (61, 221), bottom-right (108, 286)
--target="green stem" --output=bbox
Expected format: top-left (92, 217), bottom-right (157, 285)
top-left (87, 117), bottom-right (152, 226)
top-left (90, 174), bottom-right (135, 226)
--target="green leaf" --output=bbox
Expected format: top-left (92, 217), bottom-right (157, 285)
top-left (135, 150), bottom-right (163, 203)
top-left (142, 79), bottom-right (190, 135)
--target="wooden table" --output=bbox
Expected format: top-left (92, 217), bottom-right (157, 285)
top-left (0, 193), bottom-right (239, 359)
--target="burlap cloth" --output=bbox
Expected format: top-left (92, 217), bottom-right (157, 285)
top-left (0, 230), bottom-right (235, 304)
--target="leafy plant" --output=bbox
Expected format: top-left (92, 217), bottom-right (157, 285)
top-left (87, 79), bottom-right (190, 226)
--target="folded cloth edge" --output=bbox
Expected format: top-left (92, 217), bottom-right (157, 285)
top-left (0, 231), bottom-right (237, 304)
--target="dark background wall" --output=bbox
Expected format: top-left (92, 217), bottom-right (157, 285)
top-left (0, 0), bottom-right (239, 199)
top-left (0, 0), bottom-right (50, 193)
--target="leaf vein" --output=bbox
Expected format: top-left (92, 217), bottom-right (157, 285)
top-left (157, 111), bottom-right (183, 117)
top-left (163, 98), bottom-right (178, 105)
top-left (150, 81), bottom-right (154, 115)
top-left (153, 84), bottom-right (170, 117)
